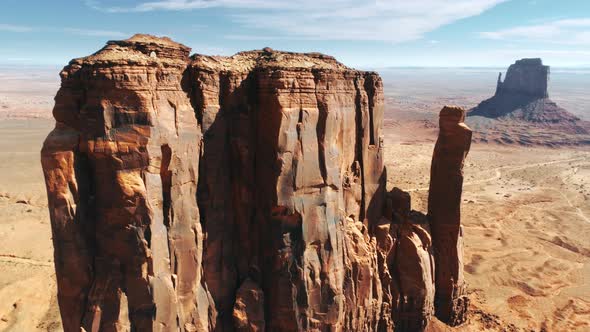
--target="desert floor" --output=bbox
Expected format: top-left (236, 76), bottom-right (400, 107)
top-left (386, 124), bottom-right (590, 332)
top-left (1, 66), bottom-right (589, 331)
top-left (0, 119), bottom-right (61, 331)
top-left (0, 119), bottom-right (588, 331)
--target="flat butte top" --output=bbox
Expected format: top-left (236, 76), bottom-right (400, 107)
top-left (191, 48), bottom-right (350, 72)
top-left (67, 34), bottom-right (358, 73)
top-left (69, 34), bottom-right (191, 66)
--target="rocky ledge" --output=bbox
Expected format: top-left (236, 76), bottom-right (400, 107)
top-left (41, 34), bottom-right (471, 332)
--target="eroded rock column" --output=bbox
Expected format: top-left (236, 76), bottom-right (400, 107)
top-left (428, 106), bottom-right (472, 325)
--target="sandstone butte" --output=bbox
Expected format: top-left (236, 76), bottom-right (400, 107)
top-left (41, 34), bottom-right (472, 332)
top-left (469, 58), bottom-right (582, 124)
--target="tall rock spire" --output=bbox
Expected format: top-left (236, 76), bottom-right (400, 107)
top-left (428, 106), bottom-right (472, 325)
top-left (495, 72), bottom-right (503, 94)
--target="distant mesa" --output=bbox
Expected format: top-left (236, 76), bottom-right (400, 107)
top-left (469, 58), bottom-right (579, 123)
top-left (496, 58), bottom-right (549, 98)
top-left (467, 58), bottom-right (590, 146)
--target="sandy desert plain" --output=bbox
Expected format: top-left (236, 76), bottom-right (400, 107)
top-left (0, 66), bottom-right (588, 331)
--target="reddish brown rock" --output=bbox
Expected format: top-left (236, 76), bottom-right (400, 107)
top-left (189, 48), bottom-right (386, 331)
top-left (468, 59), bottom-right (590, 145)
top-left (470, 58), bottom-right (581, 123)
top-left (428, 106), bottom-right (472, 325)
top-left (42, 34), bottom-right (216, 332)
top-left (233, 278), bottom-right (265, 332)
top-left (42, 35), bottom-right (471, 332)
top-left (382, 188), bottom-right (436, 331)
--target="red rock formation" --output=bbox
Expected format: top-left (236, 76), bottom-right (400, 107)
top-left (42, 35), bottom-right (470, 332)
top-left (498, 58), bottom-right (549, 98)
top-left (428, 106), bottom-right (472, 325)
top-left (467, 59), bottom-right (590, 146)
top-left (469, 58), bottom-right (583, 125)
top-left (380, 188), bottom-right (435, 331)
top-left (233, 278), bottom-right (265, 332)
top-left (42, 35), bottom-right (216, 332)
top-left (189, 47), bottom-right (386, 331)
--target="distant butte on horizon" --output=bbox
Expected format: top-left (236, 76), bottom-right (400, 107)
top-left (468, 58), bottom-right (581, 123)
top-left (468, 58), bottom-right (584, 125)
top-left (467, 58), bottom-right (590, 146)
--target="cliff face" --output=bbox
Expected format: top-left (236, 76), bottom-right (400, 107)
top-left (42, 35), bottom-right (216, 332)
top-left (42, 35), bottom-right (470, 332)
top-left (496, 58), bottom-right (549, 98)
top-left (190, 47), bottom-right (386, 331)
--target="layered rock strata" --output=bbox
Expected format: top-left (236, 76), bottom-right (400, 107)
top-left (41, 35), bottom-right (216, 332)
top-left (428, 106), bottom-right (472, 325)
top-left (190, 45), bottom-right (386, 331)
top-left (42, 35), bottom-right (470, 332)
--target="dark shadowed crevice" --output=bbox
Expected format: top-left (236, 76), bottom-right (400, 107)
top-left (182, 66), bottom-right (203, 126)
top-left (167, 100), bottom-right (179, 137)
top-left (354, 75), bottom-right (366, 221)
top-left (144, 226), bottom-right (152, 249)
top-left (72, 149), bottom-right (96, 328)
top-left (160, 144), bottom-right (172, 228)
top-left (312, 69), bottom-right (328, 185)
top-left (294, 107), bottom-right (304, 192)
top-left (364, 74), bottom-right (376, 146)
top-left (73, 151), bottom-right (96, 250)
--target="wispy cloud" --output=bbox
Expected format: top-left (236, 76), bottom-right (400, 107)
top-left (87, 0), bottom-right (508, 42)
top-left (224, 34), bottom-right (282, 41)
top-left (0, 23), bottom-right (127, 38)
top-left (63, 28), bottom-right (127, 38)
top-left (85, 0), bottom-right (301, 12)
top-left (481, 18), bottom-right (590, 45)
top-left (0, 24), bottom-right (33, 32)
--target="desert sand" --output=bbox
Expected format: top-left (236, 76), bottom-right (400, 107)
top-left (0, 67), bottom-right (588, 331)
top-left (0, 119), bottom-right (60, 331)
top-left (385, 123), bottom-right (590, 331)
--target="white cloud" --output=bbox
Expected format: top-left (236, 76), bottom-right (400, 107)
top-left (0, 24), bottom-right (33, 32)
top-left (0, 23), bottom-right (126, 38)
top-left (86, 0), bottom-right (508, 42)
top-left (84, 0), bottom-right (292, 12)
top-left (481, 18), bottom-right (590, 45)
top-left (224, 34), bottom-right (281, 41)
top-left (63, 28), bottom-right (127, 38)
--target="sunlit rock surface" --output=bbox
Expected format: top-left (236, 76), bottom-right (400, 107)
top-left (41, 35), bottom-right (470, 332)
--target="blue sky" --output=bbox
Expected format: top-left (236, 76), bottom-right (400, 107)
top-left (1, 0), bottom-right (589, 68)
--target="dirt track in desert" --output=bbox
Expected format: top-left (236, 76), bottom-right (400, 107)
top-left (0, 118), bottom-right (588, 331)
